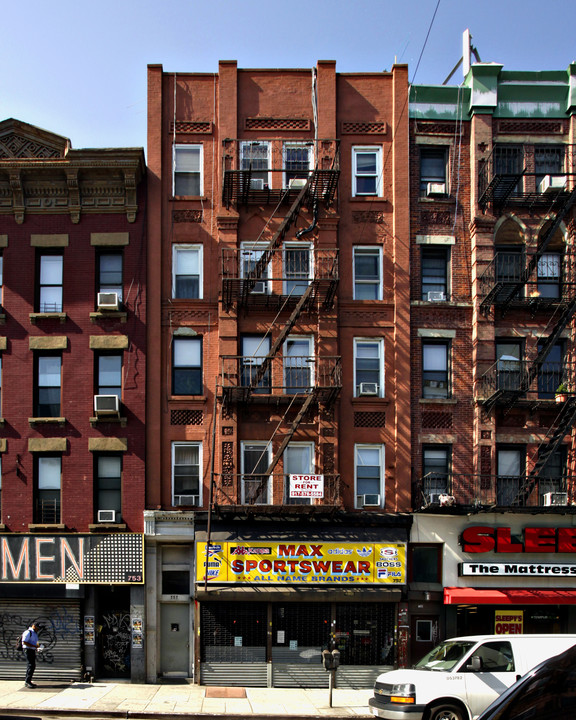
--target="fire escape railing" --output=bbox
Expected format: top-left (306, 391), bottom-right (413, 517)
top-left (213, 472), bottom-right (342, 507)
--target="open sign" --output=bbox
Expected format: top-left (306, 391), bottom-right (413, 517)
top-left (289, 474), bottom-right (324, 498)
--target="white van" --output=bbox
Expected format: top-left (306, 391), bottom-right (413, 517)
top-left (368, 634), bottom-right (576, 720)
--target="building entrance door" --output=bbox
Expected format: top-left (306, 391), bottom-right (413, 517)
top-left (160, 603), bottom-right (190, 676)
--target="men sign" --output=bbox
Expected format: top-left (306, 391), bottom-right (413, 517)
top-left (289, 474), bottom-right (324, 499)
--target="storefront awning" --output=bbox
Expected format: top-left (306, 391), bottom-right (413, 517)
top-left (444, 587), bottom-right (576, 605)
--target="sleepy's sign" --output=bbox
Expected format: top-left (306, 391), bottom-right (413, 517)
top-left (461, 526), bottom-right (576, 554)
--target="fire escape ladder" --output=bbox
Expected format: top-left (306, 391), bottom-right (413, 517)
top-left (264, 392), bottom-right (317, 477)
top-left (249, 283), bottom-right (315, 391)
top-left (514, 397), bottom-right (576, 505)
top-left (495, 185), bottom-right (576, 314)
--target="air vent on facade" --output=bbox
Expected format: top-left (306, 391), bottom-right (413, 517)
top-left (97, 292), bottom-right (119, 311)
top-left (97, 510), bottom-right (116, 523)
top-left (358, 382), bottom-right (379, 396)
top-left (94, 395), bottom-right (120, 415)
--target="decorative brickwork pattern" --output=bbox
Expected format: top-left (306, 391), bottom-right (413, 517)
top-left (170, 409), bottom-right (203, 426)
top-left (221, 441), bottom-right (234, 486)
top-left (352, 211), bottom-right (387, 224)
top-left (0, 133), bottom-right (62, 159)
top-left (173, 209), bottom-right (203, 223)
top-left (222, 426), bottom-right (233, 436)
top-left (421, 210), bottom-right (452, 226)
top-left (481, 430), bottom-right (492, 440)
top-left (496, 119), bottom-right (568, 135)
top-left (323, 443), bottom-right (335, 475)
top-left (171, 121), bottom-right (213, 134)
top-left (414, 122), bottom-right (458, 135)
top-left (354, 411), bottom-right (386, 428)
top-left (342, 122), bottom-right (387, 134)
top-left (421, 411), bottom-right (452, 429)
top-left (244, 118), bottom-right (310, 131)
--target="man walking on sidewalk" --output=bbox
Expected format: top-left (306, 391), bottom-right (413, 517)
top-left (22, 622), bottom-right (41, 688)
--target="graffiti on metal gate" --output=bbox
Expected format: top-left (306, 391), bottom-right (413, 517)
top-left (0, 608), bottom-right (81, 663)
top-left (100, 612), bottom-right (131, 675)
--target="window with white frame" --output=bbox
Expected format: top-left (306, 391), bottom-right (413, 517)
top-left (241, 442), bottom-right (271, 505)
top-left (172, 337), bottom-right (202, 395)
top-left (284, 243), bottom-right (312, 296)
top-left (353, 247), bottom-right (382, 300)
top-left (95, 455), bottom-right (122, 522)
top-left (240, 242), bottom-right (270, 294)
top-left (422, 247), bottom-right (449, 301)
top-left (284, 442), bottom-right (314, 505)
top-left (36, 354), bottom-right (62, 417)
top-left (173, 144), bottom-right (203, 196)
top-left (420, 147), bottom-right (448, 196)
top-left (355, 444), bottom-right (384, 509)
top-left (172, 245), bottom-right (202, 299)
top-left (352, 147), bottom-right (382, 196)
top-left (241, 141), bottom-right (270, 189)
top-left (98, 252), bottom-right (123, 301)
top-left (36, 455), bottom-right (61, 524)
top-left (537, 252), bottom-right (561, 299)
top-left (172, 442), bottom-right (201, 506)
top-left (96, 353), bottom-right (122, 400)
top-left (354, 338), bottom-right (384, 397)
top-left (38, 254), bottom-right (63, 312)
top-left (241, 335), bottom-right (271, 393)
top-left (283, 142), bottom-right (313, 187)
top-left (422, 341), bottom-right (450, 399)
top-left (284, 336), bottom-right (313, 394)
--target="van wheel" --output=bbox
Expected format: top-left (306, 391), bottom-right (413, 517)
top-left (428, 704), bottom-right (465, 720)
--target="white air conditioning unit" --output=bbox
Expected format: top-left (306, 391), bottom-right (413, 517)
top-left (427, 291), bottom-right (446, 301)
top-left (358, 382), bottom-right (379, 396)
top-left (289, 178), bottom-right (308, 189)
top-left (428, 493), bottom-right (442, 505)
top-left (97, 292), bottom-right (119, 311)
top-left (543, 491), bottom-right (568, 506)
top-left (250, 280), bottom-right (267, 294)
top-left (426, 182), bottom-right (446, 196)
top-left (250, 178), bottom-right (265, 190)
top-left (538, 175), bottom-right (567, 194)
top-left (361, 494), bottom-right (381, 507)
top-left (97, 510), bottom-right (116, 523)
top-left (94, 394), bottom-right (120, 415)
top-left (174, 495), bottom-right (199, 506)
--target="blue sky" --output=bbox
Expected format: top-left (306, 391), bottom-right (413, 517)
top-left (2, 0), bottom-right (575, 151)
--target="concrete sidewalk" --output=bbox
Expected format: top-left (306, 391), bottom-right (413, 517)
top-left (0, 680), bottom-right (373, 719)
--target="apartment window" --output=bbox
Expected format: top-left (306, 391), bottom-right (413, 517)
top-left (355, 444), bottom-right (384, 509)
top-left (240, 243), bottom-right (269, 295)
top-left (284, 336), bottom-right (313, 394)
top-left (354, 338), bottom-right (384, 397)
top-left (539, 448), bottom-right (567, 503)
top-left (0, 253), bottom-right (3, 306)
top-left (241, 141), bottom-right (270, 188)
top-left (408, 544), bottom-right (442, 583)
top-left (173, 144), bottom-right (202, 196)
top-left (0, 356), bottom-right (2, 416)
top-left (353, 247), bottom-right (382, 300)
top-left (38, 254), bottom-right (63, 312)
top-left (172, 337), bottom-right (202, 395)
top-left (36, 355), bottom-right (62, 417)
top-left (242, 442), bottom-right (271, 504)
top-left (241, 335), bottom-right (271, 393)
top-left (497, 446), bottom-right (525, 506)
top-left (422, 446), bottom-right (451, 499)
top-left (284, 442), bottom-right (314, 505)
top-left (352, 146), bottom-right (382, 196)
top-left (284, 243), bottom-right (311, 296)
top-left (538, 341), bottom-right (564, 399)
top-left (494, 145), bottom-right (523, 195)
top-left (284, 142), bottom-right (313, 187)
top-left (172, 442), bottom-right (201, 506)
top-left (422, 247), bottom-right (449, 300)
top-left (172, 245), bottom-right (202, 299)
top-left (496, 340), bottom-right (522, 392)
top-left (98, 252), bottom-right (123, 301)
top-left (96, 455), bottom-right (122, 522)
top-left (422, 342), bottom-right (449, 399)
top-left (420, 148), bottom-right (447, 195)
top-left (535, 145), bottom-right (565, 189)
top-left (36, 455), bottom-right (61, 524)
top-left (96, 354), bottom-right (122, 400)
top-left (537, 252), bottom-right (562, 299)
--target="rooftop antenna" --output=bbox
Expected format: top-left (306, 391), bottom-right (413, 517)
top-left (442, 29), bottom-right (481, 85)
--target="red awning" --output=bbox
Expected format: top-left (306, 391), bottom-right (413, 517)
top-left (444, 587), bottom-right (576, 605)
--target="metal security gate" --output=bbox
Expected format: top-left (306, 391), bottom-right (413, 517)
top-left (200, 601), bottom-right (267, 686)
top-left (0, 599), bottom-right (82, 681)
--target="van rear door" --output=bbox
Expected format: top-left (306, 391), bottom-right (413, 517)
top-left (460, 640), bottom-right (518, 718)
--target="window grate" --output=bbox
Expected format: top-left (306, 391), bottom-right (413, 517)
top-left (244, 117), bottom-right (310, 131)
top-left (422, 411), bottom-right (452, 429)
top-left (354, 412), bottom-right (386, 428)
top-left (171, 409), bottom-right (203, 426)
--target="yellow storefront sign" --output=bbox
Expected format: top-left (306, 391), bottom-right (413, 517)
top-left (196, 541), bottom-right (406, 585)
top-left (495, 610), bottom-right (524, 635)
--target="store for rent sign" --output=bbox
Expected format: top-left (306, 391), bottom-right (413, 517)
top-left (289, 474), bottom-right (324, 499)
top-left (495, 610), bottom-right (523, 635)
top-left (196, 541), bottom-right (406, 585)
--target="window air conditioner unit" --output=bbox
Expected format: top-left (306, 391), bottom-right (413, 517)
top-left (250, 280), bottom-right (267, 294)
top-left (250, 178), bottom-right (265, 190)
top-left (428, 493), bottom-right (441, 505)
top-left (358, 382), bottom-right (379, 396)
top-left (427, 291), bottom-right (446, 302)
top-left (289, 178), bottom-right (308, 189)
top-left (97, 292), bottom-right (119, 311)
top-left (94, 394), bottom-right (120, 415)
top-left (174, 495), bottom-right (199, 507)
top-left (543, 491), bottom-right (568, 506)
top-left (538, 175), bottom-right (567, 194)
top-left (426, 182), bottom-right (446, 196)
top-left (97, 510), bottom-right (116, 523)
top-left (361, 494), bottom-right (381, 507)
